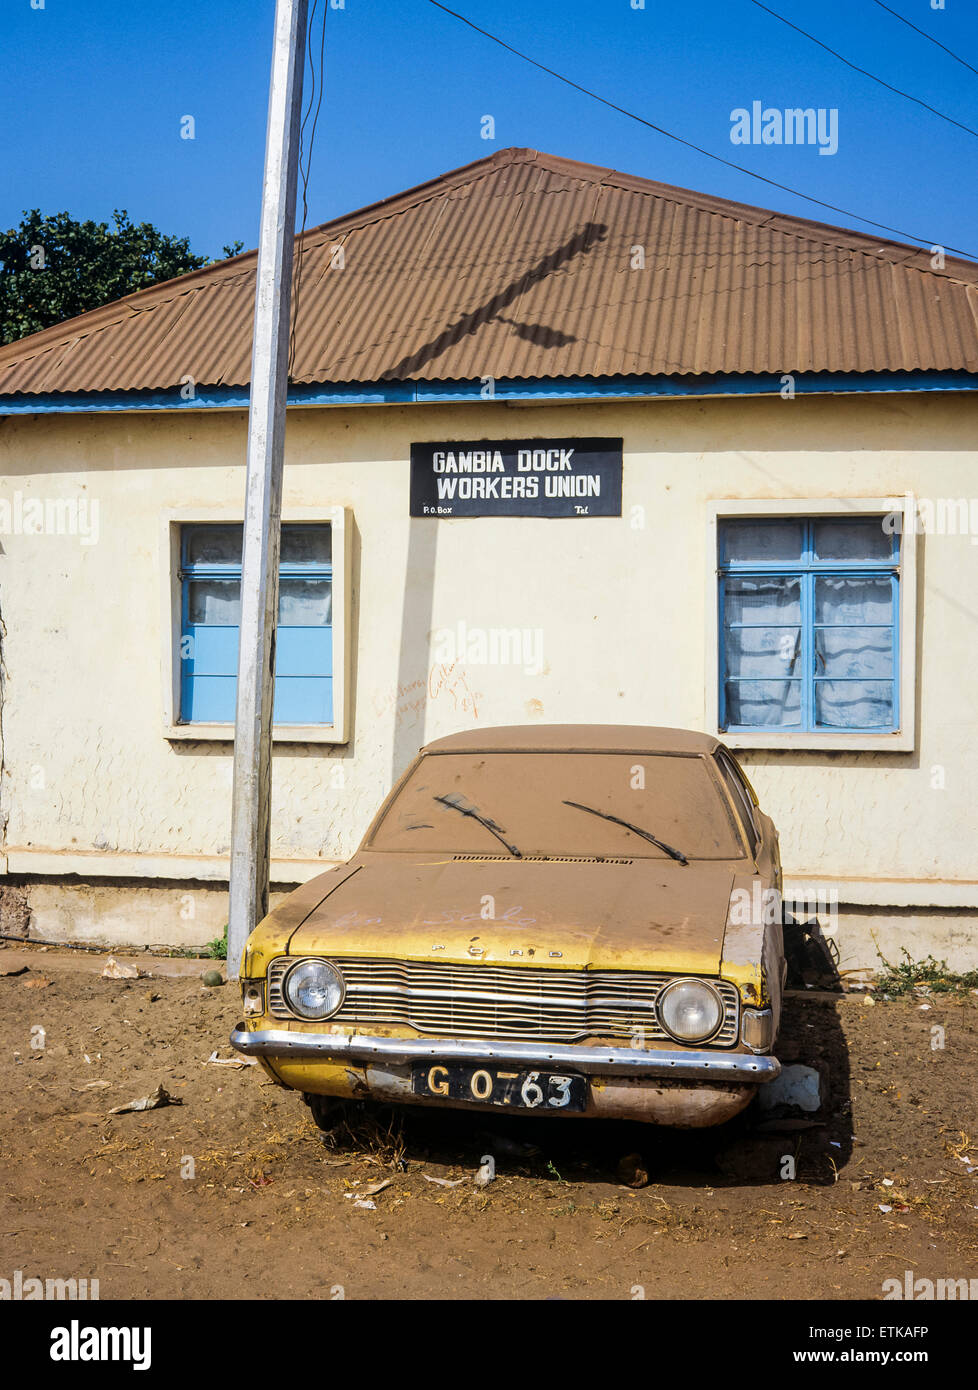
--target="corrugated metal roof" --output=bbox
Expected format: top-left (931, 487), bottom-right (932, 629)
top-left (2, 147), bottom-right (977, 396)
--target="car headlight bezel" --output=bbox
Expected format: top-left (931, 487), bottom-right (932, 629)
top-left (656, 976), bottom-right (725, 1044)
top-left (241, 980), bottom-right (265, 1016)
top-left (282, 957), bottom-right (346, 1021)
top-left (741, 1007), bottom-right (774, 1053)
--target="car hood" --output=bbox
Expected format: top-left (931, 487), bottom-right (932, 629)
top-left (286, 853), bottom-right (739, 974)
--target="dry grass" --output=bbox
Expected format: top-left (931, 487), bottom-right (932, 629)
top-left (318, 1104), bottom-right (408, 1172)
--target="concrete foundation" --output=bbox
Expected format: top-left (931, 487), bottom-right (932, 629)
top-left (7, 874), bottom-right (977, 975)
top-left (7, 876), bottom-right (296, 953)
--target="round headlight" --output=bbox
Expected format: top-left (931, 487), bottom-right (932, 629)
top-left (283, 958), bottom-right (345, 1020)
top-left (657, 978), bottom-right (724, 1043)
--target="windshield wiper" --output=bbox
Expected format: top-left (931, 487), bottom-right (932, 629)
top-left (434, 794), bottom-right (522, 859)
top-left (562, 799), bottom-right (689, 865)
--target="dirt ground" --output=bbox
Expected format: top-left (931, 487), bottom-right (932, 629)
top-left (2, 944), bottom-right (977, 1301)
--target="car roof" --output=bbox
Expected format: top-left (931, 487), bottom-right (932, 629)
top-left (421, 725), bottom-right (722, 755)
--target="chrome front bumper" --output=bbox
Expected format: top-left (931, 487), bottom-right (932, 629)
top-left (230, 1025), bottom-right (781, 1083)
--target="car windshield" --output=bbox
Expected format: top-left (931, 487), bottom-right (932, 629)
top-left (367, 751), bottom-right (745, 860)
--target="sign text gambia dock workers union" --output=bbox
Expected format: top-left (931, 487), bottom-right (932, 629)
top-left (410, 438), bottom-right (623, 518)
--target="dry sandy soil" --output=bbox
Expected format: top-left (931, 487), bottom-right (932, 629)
top-left (1, 944), bottom-right (977, 1301)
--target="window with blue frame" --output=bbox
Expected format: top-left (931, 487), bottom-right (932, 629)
top-left (718, 517), bottom-right (899, 733)
top-left (180, 523), bottom-right (333, 725)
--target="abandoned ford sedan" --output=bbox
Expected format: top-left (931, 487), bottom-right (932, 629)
top-left (231, 726), bottom-right (785, 1126)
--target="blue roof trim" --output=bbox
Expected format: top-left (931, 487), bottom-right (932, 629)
top-left (1, 371), bottom-right (977, 414)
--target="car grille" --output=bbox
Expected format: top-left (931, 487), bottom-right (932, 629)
top-left (266, 956), bottom-right (739, 1046)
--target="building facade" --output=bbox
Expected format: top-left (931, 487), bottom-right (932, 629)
top-left (1, 150), bottom-right (976, 970)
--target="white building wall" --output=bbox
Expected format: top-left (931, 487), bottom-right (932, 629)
top-left (1, 389), bottom-right (976, 963)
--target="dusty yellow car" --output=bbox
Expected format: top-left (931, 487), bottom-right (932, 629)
top-left (231, 726), bottom-right (785, 1127)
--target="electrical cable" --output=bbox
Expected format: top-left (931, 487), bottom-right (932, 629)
top-left (426, 0), bottom-right (978, 259)
top-left (747, 0), bottom-right (978, 140)
top-left (867, 0), bottom-right (978, 81)
top-left (289, 0), bottom-right (328, 381)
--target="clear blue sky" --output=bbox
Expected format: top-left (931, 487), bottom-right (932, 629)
top-left (2, 0), bottom-right (977, 260)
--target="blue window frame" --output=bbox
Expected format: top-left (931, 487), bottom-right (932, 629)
top-left (718, 517), bottom-right (899, 733)
top-left (180, 523), bottom-right (333, 725)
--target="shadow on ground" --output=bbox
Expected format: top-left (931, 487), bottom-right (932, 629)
top-left (308, 993), bottom-right (852, 1191)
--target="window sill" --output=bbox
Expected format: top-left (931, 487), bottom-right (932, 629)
top-left (718, 729), bottom-right (913, 753)
top-left (164, 723), bottom-right (348, 745)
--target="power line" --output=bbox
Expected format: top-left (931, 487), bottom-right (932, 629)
top-left (425, 0), bottom-right (977, 259)
top-left (747, 0), bottom-right (978, 140)
top-left (289, 0), bottom-right (328, 380)
top-left (868, 0), bottom-right (978, 80)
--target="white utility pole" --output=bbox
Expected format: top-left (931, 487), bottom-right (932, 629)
top-left (228, 0), bottom-right (309, 979)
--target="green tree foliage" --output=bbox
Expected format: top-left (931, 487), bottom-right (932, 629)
top-left (0, 209), bottom-right (240, 345)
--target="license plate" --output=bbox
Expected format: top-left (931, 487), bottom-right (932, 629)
top-left (411, 1063), bottom-right (587, 1112)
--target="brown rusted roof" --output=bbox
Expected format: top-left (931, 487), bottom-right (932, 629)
top-left (423, 725), bottom-right (719, 754)
top-left (3, 147), bottom-right (978, 396)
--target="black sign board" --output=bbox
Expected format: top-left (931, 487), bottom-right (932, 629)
top-left (409, 437), bottom-right (623, 518)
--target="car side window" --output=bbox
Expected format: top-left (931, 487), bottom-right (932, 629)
top-left (715, 750), bottom-right (760, 856)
